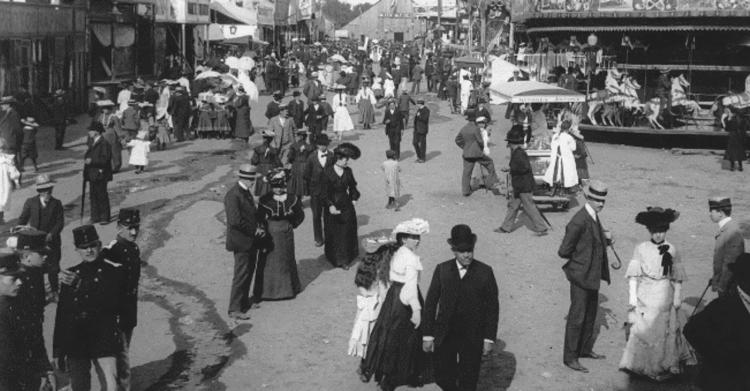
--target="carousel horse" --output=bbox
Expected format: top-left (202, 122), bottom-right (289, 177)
top-left (586, 69), bottom-right (627, 125)
top-left (670, 73), bottom-right (703, 115)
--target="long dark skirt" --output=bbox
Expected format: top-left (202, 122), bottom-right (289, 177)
top-left (323, 205), bottom-right (359, 267)
top-left (258, 220), bottom-right (301, 299)
top-left (726, 130), bottom-right (746, 162)
top-left (254, 163), bottom-right (276, 196)
top-left (287, 161), bottom-right (309, 196)
top-left (362, 282), bottom-right (427, 389)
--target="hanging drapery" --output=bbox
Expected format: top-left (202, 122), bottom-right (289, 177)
top-left (91, 23), bottom-right (136, 48)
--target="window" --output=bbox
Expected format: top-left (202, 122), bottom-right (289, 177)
top-left (187, 2), bottom-right (197, 14)
top-left (199, 4), bottom-right (209, 15)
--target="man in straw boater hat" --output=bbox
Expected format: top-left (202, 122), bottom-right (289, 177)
top-left (224, 164), bottom-right (266, 320)
top-left (422, 224), bottom-right (499, 391)
top-left (304, 133), bottom-right (333, 247)
top-left (496, 125), bottom-right (550, 236)
top-left (685, 252), bottom-right (750, 390)
top-left (558, 179), bottom-right (613, 373)
top-left (53, 224), bottom-right (126, 391)
top-left (18, 174), bottom-right (64, 296)
top-left (708, 196), bottom-right (745, 297)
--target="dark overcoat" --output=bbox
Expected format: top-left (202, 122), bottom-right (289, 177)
top-left (224, 183), bottom-right (260, 253)
top-left (18, 195), bottom-right (64, 247)
top-left (557, 207), bottom-right (611, 290)
top-left (85, 137), bottom-right (113, 182)
top-left (414, 106), bottom-right (430, 135)
top-left (102, 238), bottom-right (141, 331)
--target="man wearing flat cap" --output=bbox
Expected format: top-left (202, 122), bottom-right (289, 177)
top-left (84, 122), bottom-right (113, 224)
top-left (18, 174), bottom-right (64, 295)
top-left (423, 224), bottom-right (499, 391)
top-left (0, 250), bottom-right (26, 390)
top-left (413, 99), bottom-right (430, 163)
top-left (13, 229), bottom-right (56, 390)
top-left (53, 224), bottom-right (126, 391)
top-left (708, 196), bottom-right (745, 297)
top-left (101, 208), bottom-right (142, 390)
top-left (455, 116), bottom-right (501, 196)
top-left (224, 165), bottom-right (266, 320)
top-left (684, 252), bottom-right (750, 390)
top-left (558, 180), bottom-right (612, 373)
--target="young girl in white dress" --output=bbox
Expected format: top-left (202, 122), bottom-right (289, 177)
top-left (619, 207), bottom-right (697, 380)
top-left (332, 85), bottom-right (354, 141)
top-left (127, 130), bottom-right (152, 174)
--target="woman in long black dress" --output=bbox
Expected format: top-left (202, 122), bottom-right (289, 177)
top-left (722, 105), bottom-right (746, 172)
top-left (321, 142), bottom-right (361, 268)
top-left (287, 129), bottom-right (312, 197)
top-left (257, 168), bottom-right (305, 300)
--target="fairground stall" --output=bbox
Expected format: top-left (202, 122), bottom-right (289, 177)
top-left (507, 0), bottom-right (750, 147)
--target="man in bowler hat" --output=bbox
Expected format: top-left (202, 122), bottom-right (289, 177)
top-left (0, 250), bottom-right (26, 390)
top-left (413, 99), bottom-right (430, 163)
top-left (684, 252), bottom-right (750, 391)
top-left (708, 196), bottom-right (745, 297)
top-left (558, 180), bottom-right (612, 373)
top-left (18, 174), bottom-right (64, 296)
top-left (84, 122), bottom-right (113, 224)
top-left (423, 224), bottom-right (499, 391)
top-left (224, 165), bottom-right (266, 320)
top-left (101, 208), bottom-right (142, 390)
top-left (383, 100), bottom-right (404, 159)
top-left (304, 134), bottom-right (333, 247)
top-left (53, 225), bottom-right (126, 391)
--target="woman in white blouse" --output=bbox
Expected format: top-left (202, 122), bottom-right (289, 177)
top-left (361, 218), bottom-right (430, 391)
top-left (619, 207), bottom-right (696, 380)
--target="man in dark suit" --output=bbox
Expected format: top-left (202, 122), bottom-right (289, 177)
top-left (397, 90), bottom-right (416, 129)
top-left (684, 253), bottom-right (750, 391)
top-left (168, 85), bottom-right (191, 141)
top-left (423, 224), bottom-right (499, 391)
top-left (708, 196), bottom-right (745, 297)
top-left (101, 208), bottom-right (142, 391)
top-left (302, 72), bottom-right (323, 104)
top-left (496, 126), bottom-right (548, 235)
top-left (224, 165), bottom-right (265, 321)
top-left (384, 100), bottom-right (404, 159)
top-left (288, 91), bottom-right (306, 129)
top-left (84, 122), bottom-right (113, 225)
top-left (265, 91), bottom-right (283, 123)
top-left (0, 250), bottom-right (26, 390)
top-left (454, 116), bottom-right (500, 196)
top-left (557, 180), bottom-right (612, 373)
top-left (319, 96), bottom-right (334, 131)
top-left (304, 97), bottom-right (327, 144)
top-left (303, 134), bottom-right (333, 247)
top-left (18, 174), bottom-right (64, 295)
top-left (413, 99), bottom-right (429, 163)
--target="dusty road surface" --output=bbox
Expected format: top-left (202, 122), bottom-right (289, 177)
top-left (13, 89), bottom-right (747, 391)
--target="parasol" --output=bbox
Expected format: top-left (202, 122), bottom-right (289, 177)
top-left (224, 56), bottom-right (240, 69)
top-left (328, 54), bottom-right (348, 64)
top-left (195, 70), bottom-right (222, 80)
top-left (237, 56), bottom-right (255, 71)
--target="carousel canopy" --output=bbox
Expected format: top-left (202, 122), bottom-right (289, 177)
top-left (490, 81), bottom-right (585, 104)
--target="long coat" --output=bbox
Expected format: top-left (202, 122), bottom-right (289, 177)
top-left (558, 207), bottom-right (611, 290)
top-left (18, 195), bottom-right (64, 247)
top-left (102, 238), bottom-right (141, 332)
top-left (455, 122), bottom-right (484, 159)
top-left (224, 182), bottom-right (260, 253)
top-left (543, 131), bottom-right (578, 188)
top-left (288, 99), bottom-right (306, 129)
top-left (0, 107), bottom-right (20, 153)
top-left (234, 94), bottom-right (253, 139)
top-left (713, 218), bottom-right (745, 292)
top-left (422, 259), bottom-right (500, 348)
top-left (53, 257), bottom-right (126, 359)
top-left (269, 116), bottom-right (296, 165)
top-left (724, 116), bottom-right (746, 162)
top-left (85, 136), bottom-right (113, 182)
top-left (684, 291), bottom-right (750, 391)
top-left (383, 109), bottom-right (404, 141)
top-left (509, 147), bottom-right (535, 196)
top-left (304, 150), bottom-right (333, 196)
top-left (414, 106), bottom-right (430, 134)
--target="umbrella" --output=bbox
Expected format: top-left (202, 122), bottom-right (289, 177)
top-left (195, 70), bottom-right (221, 80)
top-left (237, 56), bottom-right (255, 71)
top-left (224, 56), bottom-right (240, 69)
top-left (313, 41), bottom-right (322, 46)
top-left (328, 54), bottom-right (348, 63)
top-left (220, 73), bottom-right (240, 86)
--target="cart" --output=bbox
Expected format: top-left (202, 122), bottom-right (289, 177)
top-left (491, 81), bottom-right (586, 210)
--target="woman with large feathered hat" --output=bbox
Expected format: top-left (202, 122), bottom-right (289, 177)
top-left (321, 142), bottom-right (361, 268)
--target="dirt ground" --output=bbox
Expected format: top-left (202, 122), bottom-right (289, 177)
top-left (19, 84), bottom-right (749, 390)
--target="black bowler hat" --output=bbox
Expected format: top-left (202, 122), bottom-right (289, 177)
top-left (88, 121), bottom-right (105, 133)
top-left (118, 208), bottom-right (140, 228)
top-left (16, 229), bottom-right (49, 253)
top-left (447, 224), bottom-right (477, 252)
top-left (73, 225), bottom-right (100, 248)
top-left (0, 250), bottom-right (22, 276)
top-left (708, 196), bottom-right (731, 210)
top-left (316, 133), bottom-right (331, 146)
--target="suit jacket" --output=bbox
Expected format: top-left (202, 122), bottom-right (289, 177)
top-left (0, 108), bottom-right (20, 153)
top-left (509, 147), bottom-right (535, 195)
top-left (684, 291), bottom-right (750, 391)
top-left (304, 150), bottom-right (333, 196)
top-left (302, 80), bottom-right (322, 101)
top-left (383, 109), bottom-right (404, 139)
top-left (224, 183), bottom-right (261, 253)
top-left (455, 122), bottom-right (485, 159)
top-left (168, 91), bottom-right (192, 122)
top-left (414, 107), bottom-right (430, 135)
top-left (558, 207), bottom-right (611, 290)
top-left (85, 136), bottom-right (113, 182)
top-left (422, 259), bottom-right (499, 347)
top-left (304, 104), bottom-right (326, 130)
top-left (288, 99), bottom-right (305, 127)
top-left (17, 195), bottom-right (64, 246)
top-left (713, 219), bottom-right (745, 292)
top-left (269, 116), bottom-right (296, 164)
top-left (102, 238), bottom-right (141, 331)
top-left (397, 94), bottom-right (415, 111)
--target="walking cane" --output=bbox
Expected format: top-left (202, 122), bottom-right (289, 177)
top-left (690, 279), bottom-right (712, 318)
top-left (80, 170), bottom-right (87, 224)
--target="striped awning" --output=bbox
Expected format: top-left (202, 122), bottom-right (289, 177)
top-left (526, 24), bottom-right (750, 33)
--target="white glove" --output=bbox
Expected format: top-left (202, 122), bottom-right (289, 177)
top-left (673, 283), bottom-right (682, 309)
top-left (628, 278), bottom-right (638, 308)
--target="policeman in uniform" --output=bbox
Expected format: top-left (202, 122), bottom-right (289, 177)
top-left (53, 225), bottom-right (125, 391)
top-left (14, 228), bottom-right (56, 390)
top-left (0, 250), bottom-right (25, 390)
top-left (102, 208), bottom-right (142, 391)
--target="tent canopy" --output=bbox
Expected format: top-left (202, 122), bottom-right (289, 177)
top-left (209, 1), bottom-right (257, 26)
top-left (490, 81), bottom-right (585, 104)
